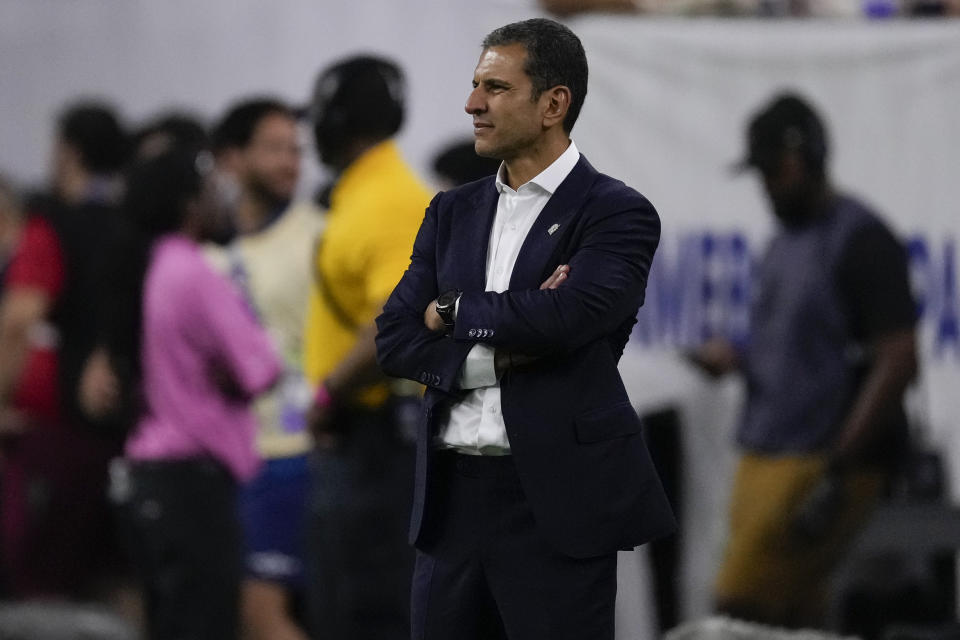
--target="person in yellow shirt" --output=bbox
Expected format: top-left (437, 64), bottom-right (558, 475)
top-left (302, 56), bottom-right (431, 640)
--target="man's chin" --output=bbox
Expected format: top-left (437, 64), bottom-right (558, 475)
top-left (473, 142), bottom-right (501, 160)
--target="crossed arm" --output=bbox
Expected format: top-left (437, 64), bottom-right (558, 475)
top-left (375, 191), bottom-right (660, 393)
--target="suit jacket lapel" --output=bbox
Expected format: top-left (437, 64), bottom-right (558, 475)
top-left (509, 155), bottom-right (599, 290)
top-left (448, 179), bottom-right (498, 294)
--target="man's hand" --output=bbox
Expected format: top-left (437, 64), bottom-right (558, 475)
top-left (424, 265), bottom-right (571, 333)
top-left (424, 300), bottom-right (445, 333)
top-left (791, 466), bottom-right (845, 544)
top-left (78, 348), bottom-right (121, 420)
top-left (540, 264), bottom-right (569, 290)
top-left (0, 405), bottom-right (26, 437)
top-left (492, 265), bottom-right (572, 376)
top-left (687, 337), bottom-right (740, 378)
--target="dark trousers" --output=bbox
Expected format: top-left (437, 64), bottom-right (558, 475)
top-left (306, 406), bottom-right (415, 640)
top-left (412, 451), bottom-right (617, 640)
top-left (119, 458), bottom-right (241, 640)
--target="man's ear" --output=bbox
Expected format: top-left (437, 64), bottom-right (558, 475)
top-left (541, 86), bottom-right (571, 130)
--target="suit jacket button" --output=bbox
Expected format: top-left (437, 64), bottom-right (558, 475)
top-left (468, 329), bottom-right (477, 338)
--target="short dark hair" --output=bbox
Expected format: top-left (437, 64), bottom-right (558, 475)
top-left (211, 98), bottom-right (295, 154)
top-left (58, 102), bottom-right (128, 173)
top-left (133, 112), bottom-right (208, 159)
top-left (124, 146), bottom-right (208, 238)
top-left (482, 18), bottom-right (588, 133)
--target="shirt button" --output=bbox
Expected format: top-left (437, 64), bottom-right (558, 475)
top-left (489, 405), bottom-right (497, 414)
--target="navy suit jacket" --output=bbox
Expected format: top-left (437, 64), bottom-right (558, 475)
top-left (375, 155), bottom-right (676, 559)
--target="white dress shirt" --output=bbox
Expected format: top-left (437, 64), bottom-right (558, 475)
top-left (438, 141), bottom-right (580, 455)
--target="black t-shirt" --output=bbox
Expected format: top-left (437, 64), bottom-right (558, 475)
top-left (834, 218), bottom-right (917, 469)
top-left (836, 219), bottom-right (917, 342)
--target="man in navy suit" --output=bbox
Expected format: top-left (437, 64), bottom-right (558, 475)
top-left (375, 18), bottom-right (675, 640)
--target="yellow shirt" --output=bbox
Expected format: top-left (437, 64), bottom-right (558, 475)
top-left (303, 140), bottom-right (432, 407)
top-left (205, 201), bottom-right (325, 459)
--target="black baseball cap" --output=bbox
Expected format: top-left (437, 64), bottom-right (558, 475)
top-left (734, 92), bottom-right (828, 173)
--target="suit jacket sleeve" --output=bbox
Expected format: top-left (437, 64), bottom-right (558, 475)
top-left (453, 191), bottom-right (659, 356)
top-left (375, 192), bottom-right (474, 393)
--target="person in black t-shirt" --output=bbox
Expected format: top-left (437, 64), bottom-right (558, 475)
top-left (690, 93), bottom-right (918, 629)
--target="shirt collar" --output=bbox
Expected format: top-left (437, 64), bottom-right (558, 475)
top-left (495, 140), bottom-right (580, 195)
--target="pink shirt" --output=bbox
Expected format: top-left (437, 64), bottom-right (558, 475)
top-left (125, 235), bottom-right (282, 482)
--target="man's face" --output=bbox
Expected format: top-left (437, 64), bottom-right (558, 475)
top-left (465, 44), bottom-right (547, 161)
top-left (759, 151), bottom-right (810, 227)
top-left (239, 112), bottom-right (301, 204)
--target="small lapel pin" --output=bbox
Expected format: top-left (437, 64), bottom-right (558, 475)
top-left (547, 223), bottom-right (560, 236)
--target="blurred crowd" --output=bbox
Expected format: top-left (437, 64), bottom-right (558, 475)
top-left (539, 0), bottom-right (960, 16)
top-left (0, 53), bottom-right (499, 639)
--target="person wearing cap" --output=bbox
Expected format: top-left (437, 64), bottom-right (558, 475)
top-left (691, 92), bottom-right (918, 627)
top-left (302, 55), bottom-right (432, 639)
top-left (376, 19), bottom-right (674, 639)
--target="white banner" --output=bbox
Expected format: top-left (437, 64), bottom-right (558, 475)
top-left (569, 18), bottom-right (960, 619)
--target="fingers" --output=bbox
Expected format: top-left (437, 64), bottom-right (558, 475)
top-left (423, 300), bottom-right (445, 332)
top-left (539, 264), bottom-right (570, 290)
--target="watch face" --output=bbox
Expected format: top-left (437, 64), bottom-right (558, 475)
top-left (438, 290), bottom-right (458, 308)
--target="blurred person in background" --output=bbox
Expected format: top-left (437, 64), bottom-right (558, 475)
top-left (0, 175), bottom-right (23, 288)
top-left (129, 111), bottom-right (240, 245)
top-left (207, 97), bottom-right (323, 640)
top-left (78, 110), bottom-right (212, 429)
top-left (690, 92), bottom-right (918, 629)
top-left (0, 102), bottom-right (130, 602)
top-left (430, 138), bottom-right (501, 190)
top-left (115, 145), bottom-right (282, 640)
top-left (907, 0), bottom-right (960, 14)
top-left (132, 112), bottom-right (208, 161)
top-left (303, 55), bottom-right (431, 640)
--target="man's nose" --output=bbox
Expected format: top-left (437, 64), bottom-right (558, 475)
top-left (464, 88), bottom-right (484, 115)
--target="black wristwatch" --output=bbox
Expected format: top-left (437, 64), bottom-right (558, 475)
top-left (435, 289), bottom-right (461, 331)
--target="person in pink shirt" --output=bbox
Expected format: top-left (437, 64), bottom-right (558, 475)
top-left (114, 145), bottom-right (282, 640)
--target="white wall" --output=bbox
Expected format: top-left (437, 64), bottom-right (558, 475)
top-left (0, 0), bottom-right (540, 188)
